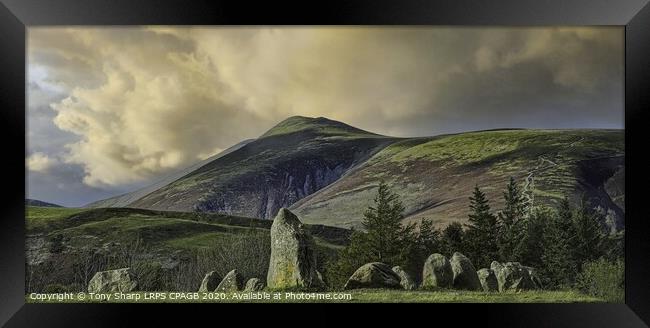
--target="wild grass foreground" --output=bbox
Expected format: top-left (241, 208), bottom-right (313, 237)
top-left (26, 289), bottom-right (602, 303)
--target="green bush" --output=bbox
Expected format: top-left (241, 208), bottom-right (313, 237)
top-left (576, 258), bottom-right (624, 303)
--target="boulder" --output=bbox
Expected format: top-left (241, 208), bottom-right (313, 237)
top-left (450, 252), bottom-right (481, 290)
top-left (477, 268), bottom-right (499, 292)
top-left (392, 266), bottom-right (416, 290)
top-left (523, 265), bottom-right (543, 289)
top-left (422, 253), bottom-right (453, 289)
top-left (198, 271), bottom-right (221, 292)
top-left (267, 208), bottom-right (324, 289)
top-left (244, 278), bottom-right (266, 291)
top-left (215, 269), bottom-right (244, 292)
top-left (491, 261), bottom-right (537, 292)
top-left (87, 268), bottom-right (138, 293)
top-left (343, 262), bottom-right (402, 290)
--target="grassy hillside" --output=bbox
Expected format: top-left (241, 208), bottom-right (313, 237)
top-left (26, 206), bottom-right (351, 293)
top-left (292, 129), bottom-right (624, 229)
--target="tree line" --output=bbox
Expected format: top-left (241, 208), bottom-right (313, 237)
top-left (325, 178), bottom-right (624, 298)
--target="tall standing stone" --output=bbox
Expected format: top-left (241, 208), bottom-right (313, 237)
top-left (267, 208), bottom-right (324, 289)
top-left (422, 253), bottom-right (453, 289)
top-left (450, 252), bottom-right (481, 291)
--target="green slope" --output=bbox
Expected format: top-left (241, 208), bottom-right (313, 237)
top-left (291, 129), bottom-right (624, 229)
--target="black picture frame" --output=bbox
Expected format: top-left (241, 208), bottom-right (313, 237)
top-left (1, 0), bottom-right (649, 326)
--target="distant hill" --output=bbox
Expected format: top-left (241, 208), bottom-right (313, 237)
top-left (88, 116), bottom-right (625, 231)
top-left (26, 199), bottom-right (62, 208)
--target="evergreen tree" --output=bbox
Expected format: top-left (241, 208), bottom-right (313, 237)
top-left (441, 222), bottom-right (465, 257)
top-left (497, 177), bottom-right (527, 262)
top-left (540, 207), bottom-right (577, 288)
top-left (516, 206), bottom-right (547, 269)
top-left (572, 196), bottom-right (605, 267)
top-left (465, 186), bottom-right (499, 268)
top-left (324, 181), bottom-right (418, 288)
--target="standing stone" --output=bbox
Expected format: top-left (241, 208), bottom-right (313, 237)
top-left (477, 268), bottom-right (499, 292)
top-left (87, 268), bottom-right (138, 293)
top-left (491, 261), bottom-right (537, 292)
top-left (198, 271), bottom-right (221, 292)
top-left (450, 252), bottom-right (481, 291)
top-left (215, 269), bottom-right (244, 292)
top-left (267, 208), bottom-right (324, 289)
top-left (392, 266), bottom-right (416, 290)
top-left (244, 278), bottom-right (266, 291)
top-left (422, 253), bottom-right (453, 289)
top-left (343, 262), bottom-right (402, 290)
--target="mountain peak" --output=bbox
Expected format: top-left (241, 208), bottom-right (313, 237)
top-left (261, 115), bottom-right (379, 138)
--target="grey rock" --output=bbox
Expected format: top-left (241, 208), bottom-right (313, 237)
top-left (477, 268), bottom-right (499, 292)
top-left (244, 278), bottom-right (266, 291)
top-left (344, 262), bottom-right (402, 290)
top-left (392, 266), bottom-right (416, 290)
top-left (215, 269), bottom-right (244, 292)
top-left (198, 271), bottom-right (221, 292)
top-left (422, 253), bottom-right (453, 289)
top-left (267, 208), bottom-right (324, 289)
top-left (523, 265), bottom-right (543, 289)
top-left (87, 268), bottom-right (138, 293)
top-left (491, 261), bottom-right (537, 292)
top-left (450, 252), bottom-right (481, 291)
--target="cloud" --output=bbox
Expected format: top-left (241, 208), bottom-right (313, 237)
top-left (28, 27), bottom-right (623, 189)
top-left (27, 152), bottom-right (57, 173)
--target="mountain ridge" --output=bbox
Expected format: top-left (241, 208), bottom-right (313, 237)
top-left (86, 116), bottom-right (625, 230)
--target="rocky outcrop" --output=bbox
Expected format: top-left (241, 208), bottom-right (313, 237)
top-left (491, 261), bottom-right (538, 292)
top-left (244, 278), bottom-right (266, 292)
top-left (523, 265), bottom-right (543, 289)
top-left (198, 271), bottom-right (221, 292)
top-left (450, 252), bottom-right (481, 291)
top-left (422, 253), bottom-right (453, 289)
top-left (392, 266), bottom-right (416, 290)
top-left (267, 208), bottom-right (324, 289)
top-left (343, 262), bottom-right (402, 290)
top-left (215, 269), bottom-right (244, 292)
top-left (87, 268), bottom-right (138, 293)
top-left (477, 268), bottom-right (498, 292)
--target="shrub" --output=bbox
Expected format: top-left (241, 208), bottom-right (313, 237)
top-left (576, 258), bottom-right (624, 303)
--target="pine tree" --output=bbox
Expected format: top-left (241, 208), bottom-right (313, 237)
top-left (497, 177), bottom-right (527, 262)
top-left (465, 186), bottom-right (499, 268)
top-left (325, 181), bottom-right (418, 288)
top-left (541, 207), bottom-right (577, 288)
top-left (572, 195), bottom-right (605, 267)
top-left (441, 222), bottom-right (465, 257)
top-left (515, 206), bottom-right (546, 269)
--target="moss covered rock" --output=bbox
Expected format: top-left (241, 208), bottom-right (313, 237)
top-left (267, 208), bottom-right (324, 289)
top-left (477, 268), bottom-right (498, 292)
top-left (450, 252), bottom-right (481, 291)
top-left (343, 262), bottom-right (401, 290)
top-left (244, 278), bottom-right (266, 291)
top-left (198, 271), bottom-right (221, 292)
top-left (215, 269), bottom-right (244, 292)
top-left (392, 266), bottom-right (416, 290)
top-left (87, 268), bottom-right (138, 293)
top-left (422, 253), bottom-right (453, 289)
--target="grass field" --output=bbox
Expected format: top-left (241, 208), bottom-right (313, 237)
top-left (25, 289), bottom-right (603, 303)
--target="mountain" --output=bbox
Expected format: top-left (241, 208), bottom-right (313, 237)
top-left (89, 116), bottom-right (625, 231)
top-left (26, 199), bottom-right (62, 207)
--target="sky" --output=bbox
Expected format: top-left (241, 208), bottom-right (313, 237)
top-left (26, 26), bottom-right (624, 207)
